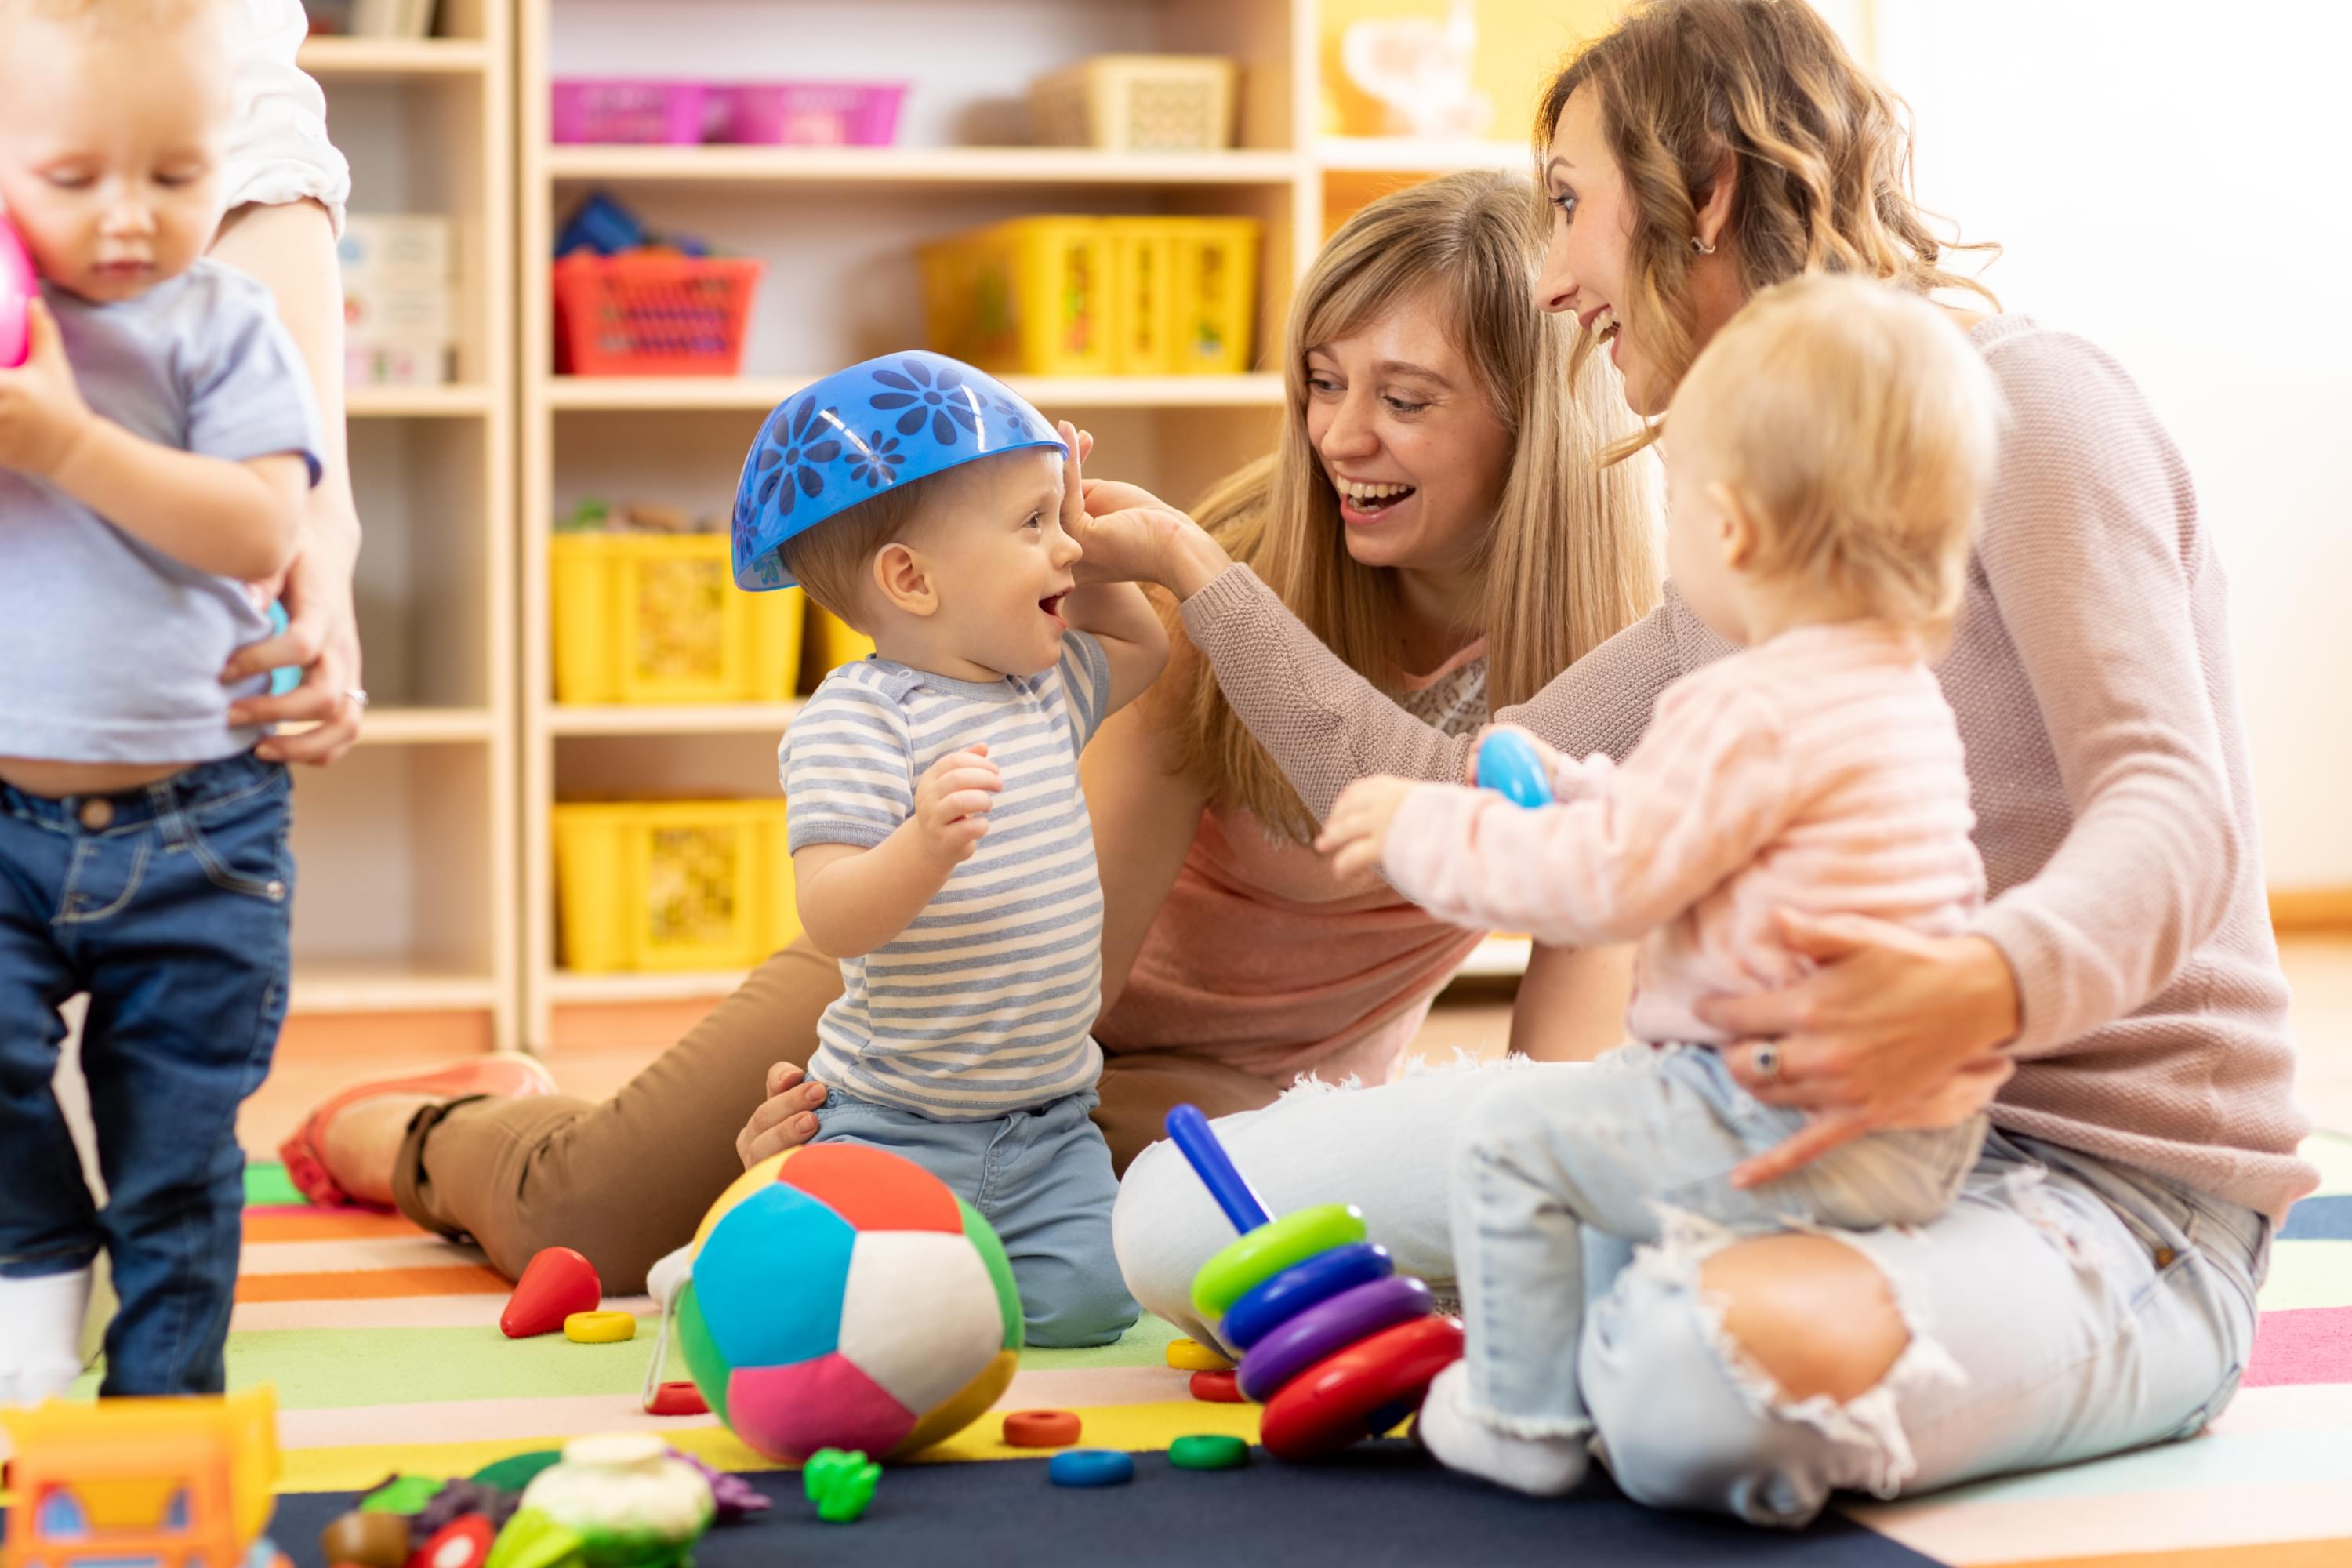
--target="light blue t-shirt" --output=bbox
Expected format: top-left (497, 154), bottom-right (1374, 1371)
top-left (780, 633), bottom-right (1113, 1121)
top-left (0, 260), bottom-right (323, 764)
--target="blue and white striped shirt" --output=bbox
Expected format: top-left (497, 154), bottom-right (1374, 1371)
top-left (781, 633), bottom-right (1112, 1120)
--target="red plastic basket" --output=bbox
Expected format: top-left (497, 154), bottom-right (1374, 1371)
top-left (552, 255), bottom-right (764, 376)
top-left (551, 81), bottom-right (713, 145)
top-left (712, 82), bottom-right (908, 147)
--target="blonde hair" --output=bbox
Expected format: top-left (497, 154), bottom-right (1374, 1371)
top-left (779, 481), bottom-right (933, 628)
top-left (1672, 274), bottom-right (1999, 634)
top-left (1162, 169), bottom-right (1661, 840)
top-left (1541, 0), bottom-right (1998, 448)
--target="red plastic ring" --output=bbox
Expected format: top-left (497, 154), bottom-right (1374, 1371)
top-left (1258, 1315), bottom-right (1463, 1461)
top-left (1189, 1369), bottom-right (1244, 1403)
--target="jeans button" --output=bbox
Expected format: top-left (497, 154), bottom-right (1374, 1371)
top-left (265, 879), bottom-right (288, 902)
top-left (78, 798), bottom-right (114, 830)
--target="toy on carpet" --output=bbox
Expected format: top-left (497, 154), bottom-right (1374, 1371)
top-left (471, 1450), bottom-right (566, 1494)
top-left (1189, 1369), bottom-right (1243, 1403)
top-left (644, 1381), bottom-right (709, 1417)
top-left (321, 1508), bottom-right (412, 1566)
top-left (1000, 1410), bottom-right (1083, 1448)
top-left (1165, 1104), bottom-right (1463, 1461)
top-left (1, 1388), bottom-right (294, 1568)
top-left (1168, 1435), bottom-right (1250, 1472)
top-left (564, 1310), bottom-right (637, 1344)
top-left (412, 1477), bottom-right (524, 1534)
top-left (1047, 1449), bottom-right (1135, 1488)
top-left (802, 1448), bottom-right (880, 1523)
top-left (667, 1450), bottom-right (771, 1519)
top-left (1165, 1337), bottom-right (1233, 1372)
top-left (515, 1434), bottom-right (713, 1568)
top-left (641, 1143), bottom-right (1022, 1463)
top-left (0, 212), bottom-right (34, 368)
top-left (409, 1514), bottom-right (497, 1568)
top-left (1473, 728), bottom-right (1554, 809)
top-left (502, 1247), bottom-right (603, 1338)
top-left (360, 1474), bottom-right (446, 1515)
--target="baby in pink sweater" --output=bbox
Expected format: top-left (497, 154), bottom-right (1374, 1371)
top-left (1318, 275), bottom-right (2005, 1497)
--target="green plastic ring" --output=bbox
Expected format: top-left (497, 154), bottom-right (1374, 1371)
top-left (1168, 1433), bottom-right (1250, 1471)
top-left (1190, 1204), bottom-right (1368, 1317)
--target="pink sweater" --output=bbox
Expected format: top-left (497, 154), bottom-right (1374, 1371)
top-left (1385, 622), bottom-right (1984, 1053)
top-left (1178, 315), bottom-right (2317, 1221)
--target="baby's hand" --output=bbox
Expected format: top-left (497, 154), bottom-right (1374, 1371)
top-left (1475, 722), bottom-right (1608, 800)
top-left (913, 743), bottom-right (1001, 867)
top-left (0, 300), bottom-right (92, 477)
top-left (1316, 774), bottom-right (1419, 880)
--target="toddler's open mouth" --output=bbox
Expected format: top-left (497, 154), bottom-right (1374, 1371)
top-left (1040, 593), bottom-right (1068, 619)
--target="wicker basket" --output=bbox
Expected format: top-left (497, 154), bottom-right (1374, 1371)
top-left (1028, 55), bottom-right (1236, 152)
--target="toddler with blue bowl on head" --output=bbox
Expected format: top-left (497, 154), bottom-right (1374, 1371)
top-left (0, 0), bottom-right (322, 1403)
top-left (731, 352), bottom-right (1164, 1346)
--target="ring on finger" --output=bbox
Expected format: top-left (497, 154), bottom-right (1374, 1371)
top-left (1752, 1041), bottom-right (1784, 1083)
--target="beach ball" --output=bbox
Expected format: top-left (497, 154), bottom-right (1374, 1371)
top-left (675, 1145), bottom-right (1022, 1461)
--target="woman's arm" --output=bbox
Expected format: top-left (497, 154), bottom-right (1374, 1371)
top-left (1083, 695), bottom-right (1211, 1018)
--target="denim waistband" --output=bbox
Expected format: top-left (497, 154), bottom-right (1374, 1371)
top-left (1985, 1127), bottom-right (2270, 1277)
top-left (1, 750), bottom-right (286, 831)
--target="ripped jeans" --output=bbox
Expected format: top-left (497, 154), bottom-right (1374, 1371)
top-left (1112, 1058), bottom-right (2266, 1528)
top-left (1451, 1045), bottom-right (1985, 1454)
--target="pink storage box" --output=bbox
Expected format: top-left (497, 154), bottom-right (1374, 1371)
top-left (712, 82), bottom-right (907, 147)
top-left (551, 81), bottom-right (712, 145)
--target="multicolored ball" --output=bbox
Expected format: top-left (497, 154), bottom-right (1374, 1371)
top-left (675, 1145), bottom-right (1022, 1461)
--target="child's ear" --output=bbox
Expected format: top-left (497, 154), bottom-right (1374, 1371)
top-left (872, 542), bottom-right (939, 618)
top-left (1706, 481), bottom-right (1761, 572)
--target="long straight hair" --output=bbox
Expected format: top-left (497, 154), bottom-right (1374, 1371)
top-left (1160, 170), bottom-right (1661, 840)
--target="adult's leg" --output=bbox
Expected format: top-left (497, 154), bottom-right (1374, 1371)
top-left (1112, 1060), bottom-right (1564, 1349)
top-left (1581, 1134), bottom-right (2266, 1527)
top-left (1092, 1051), bottom-right (1279, 1174)
top-left (394, 936), bottom-right (842, 1292)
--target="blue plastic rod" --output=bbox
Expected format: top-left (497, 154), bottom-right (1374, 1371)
top-left (1163, 1103), bottom-right (1275, 1236)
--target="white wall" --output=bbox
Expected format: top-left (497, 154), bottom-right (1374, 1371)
top-left (1870, 0), bottom-right (2352, 888)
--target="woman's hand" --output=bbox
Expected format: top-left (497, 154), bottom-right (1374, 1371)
top-left (1074, 477), bottom-right (1232, 598)
top-left (735, 1062), bottom-right (829, 1168)
top-left (223, 540), bottom-right (368, 764)
top-left (1700, 910), bottom-right (2021, 1187)
top-left (1316, 775), bottom-right (1419, 879)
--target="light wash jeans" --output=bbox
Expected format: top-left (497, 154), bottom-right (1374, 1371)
top-left (1453, 1044), bottom-right (1985, 1445)
top-left (1112, 1060), bottom-right (2267, 1528)
top-left (816, 1087), bottom-right (1139, 1348)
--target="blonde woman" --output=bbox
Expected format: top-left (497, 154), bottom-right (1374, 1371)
top-left (281, 170), bottom-right (1660, 1292)
top-left (1095, 0), bottom-right (2311, 1525)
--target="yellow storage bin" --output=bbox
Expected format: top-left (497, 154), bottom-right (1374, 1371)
top-left (1027, 55), bottom-right (1237, 152)
top-left (551, 532), bottom-right (802, 705)
top-left (553, 799), bottom-right (799, 973)
top-left (920, 216), bottom-right (1258, 376)
top-left (803, 603), bottom-right (877, 688)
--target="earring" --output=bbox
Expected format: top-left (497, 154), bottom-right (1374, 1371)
top-left (1690, 235), bottom-right (1716, 256)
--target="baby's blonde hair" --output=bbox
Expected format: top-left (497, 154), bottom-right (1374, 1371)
top-left (1671, 274), bottom-right (2000, 634)
top-left (779, 480), bottom-right (934, 629)
top-left (0, 0), bottom-right (216, 28)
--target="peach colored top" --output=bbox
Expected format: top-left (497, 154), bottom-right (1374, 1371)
top-left (1097, 641), bottom-right (1489, 1087)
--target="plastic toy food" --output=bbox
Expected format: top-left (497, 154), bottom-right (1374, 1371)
top-left (648, 1143), bottom-right (1020, 1461)
top-left (1474, 728), bottom-right (1553, 809)
top-left (801, 1448), bottom-right (880, 1523)
top-left (515, 1435), bottom-right (712, 1568)
top-left (502, 1247), bottom-right (602, 1338)
top-left (1163, 1104), bottom-right (1463, 1460)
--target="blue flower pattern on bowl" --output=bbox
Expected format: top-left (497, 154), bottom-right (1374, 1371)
top-left (870, 358), bottom-right (981, 446)
top-left (843, 429), bottom-right (905, 489)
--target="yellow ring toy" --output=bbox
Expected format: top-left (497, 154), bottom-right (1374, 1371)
top-left (1190, 1204), bottom-right (1367, 1318)
top-left (564, 1309), bottom-right (638, 1344)
top-left (1165, 1337), bottom-right (1235, 1373)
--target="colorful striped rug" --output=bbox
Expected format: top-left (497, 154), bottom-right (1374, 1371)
top-left (49, 1134), bottom-right (2352, 1566)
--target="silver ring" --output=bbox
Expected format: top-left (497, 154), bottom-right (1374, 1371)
top-left (346, 688), bottom-right (371, 710)
top-left (1752, 1041), bottom-right (1782, 1083)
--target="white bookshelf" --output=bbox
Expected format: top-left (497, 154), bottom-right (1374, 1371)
top-left (285, 5), bottom-right (518, 1047)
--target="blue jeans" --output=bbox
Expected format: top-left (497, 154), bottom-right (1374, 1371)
top-left (0, 753), bottom-right (293, 1396)
top-left (1115, 1060), bottom-right (2264, 1527)
top-left (816, 1087), bottom-right (1138, 1347)
top-left (1452, 1044), bottom-right (1986, 1440)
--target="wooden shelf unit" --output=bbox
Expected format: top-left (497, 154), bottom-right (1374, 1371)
top-left (286, 0), bottom-right (517, 1047)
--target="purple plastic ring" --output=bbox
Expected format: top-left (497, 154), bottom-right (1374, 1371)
top-left (1237, 1274), bottom-right (1432, 1403)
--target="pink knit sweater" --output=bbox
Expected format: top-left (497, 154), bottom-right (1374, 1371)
top-left (1179, 315), bottom-right (2316, 1221)
top-left (1384, 622), bottom-right (1984, 1059)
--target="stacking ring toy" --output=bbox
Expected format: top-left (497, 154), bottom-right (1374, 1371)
top-left (1165, 1104), bottom-right (1274, 1233)
top-left (1237, 1276), bottom-right (1432, 1403)
top-left (1168, 1434), bottom-right (1250, 1471)
top-left (1475, 729), bottom-right (1554, 808)
top-left (1191, 1203), bottom-right (1367, 1318)
top-left (1002, 1410), bottom-right (1083, 1448)
top-left (1222, 1243), bottom-right (1393, 1352)
top-left (562, 1309), bottom-right (637, 1343)
top-left (1047, 1449), bottom-right (1134, 1488)
top-left (1165, 1338), bottom-right (1233, 1373)
top-left (1258, 1315), bottom-right (1465, 1462)
top-left (1189, 1370), bottom-right (1243, 1403)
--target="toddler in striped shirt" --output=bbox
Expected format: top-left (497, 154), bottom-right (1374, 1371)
top-left (1317, 276), bottom-right (2007, 1494)
top-left (772, 376), bottom-right (1165, 1348)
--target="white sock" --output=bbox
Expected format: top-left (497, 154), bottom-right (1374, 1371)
top-left (1414, 1360), bottom-right (1591, 1497)
top-left (0, 1265), bottom-right (94, 1406)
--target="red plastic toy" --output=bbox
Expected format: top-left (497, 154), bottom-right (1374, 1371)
top-left (501, 1246), bottom-right (602, 1338)
top-left (1258, 1316), bottom-right (1465, 1461)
